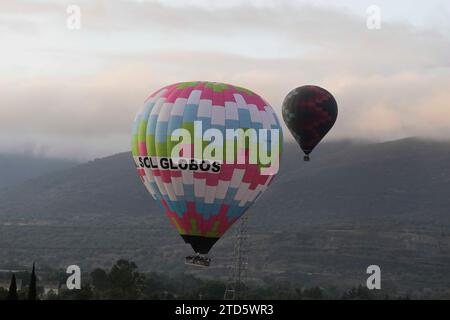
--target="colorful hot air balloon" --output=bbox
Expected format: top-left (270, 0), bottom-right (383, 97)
top-left (132, 81), bottom-right (282, 262)
top-left (282, 85), bottom-right (338, 161)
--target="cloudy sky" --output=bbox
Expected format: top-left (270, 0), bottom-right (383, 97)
top-left (1, 0), bottom-right (449, 160)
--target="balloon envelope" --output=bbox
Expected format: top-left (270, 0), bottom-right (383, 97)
top-left (132, 81), bottom-right (282, 254)
top-left (282, 85), bottom-right (338, 158)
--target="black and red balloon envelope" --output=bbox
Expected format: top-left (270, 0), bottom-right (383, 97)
top-left (282, 85), bottom-right (338, 159)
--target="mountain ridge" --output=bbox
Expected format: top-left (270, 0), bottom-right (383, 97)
top-left (0, 138), bottom-right (449, 292)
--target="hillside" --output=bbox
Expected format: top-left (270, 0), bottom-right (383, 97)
top-left (1, 138), bottom-right (449, 226)
top-left (0, 138), bottom-right (449, 293)
top-left (0, 154), bottom-right (78, 190)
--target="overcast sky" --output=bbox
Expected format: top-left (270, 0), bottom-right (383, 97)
top-left (1, 0), bottom-right (449, 159)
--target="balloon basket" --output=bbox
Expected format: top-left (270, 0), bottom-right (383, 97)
top-left (185, 254), bottom-right (211, 267)
top-left (304, 155), bottom-right (310, 162)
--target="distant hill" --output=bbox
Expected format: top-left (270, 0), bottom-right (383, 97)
top-left (0, 154), bottom-right (78, 190)
top-left (1, 138), bottom-right (449, 226)
top-left (0, 138), bottom-right (449, 293)
top-left (258, 137), bottom-right (450, 227)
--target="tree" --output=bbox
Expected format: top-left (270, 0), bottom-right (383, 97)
top-left (75, 284), bottom-right (95, 300)
top-left (342, 285), bottom-right (373, 300)
top-left (295, 287), bottom-right (324, 300)
top-left (0, 287), bottom-right (9, 300)
top-left (28, 263), bottom-right (37, 300)
top-left (107, 260), bottom-right (145, 299)
top-left (342, 286), bottom-right (358, 300)
top-left (6, 274), bottom-right (19, 300)
top-left (58, 284), bottom-right (95, 300)
top-left (356, 284), bottom-right (372, 300)
top-left (194, 280), bottom-right (227, 300)
top-left (90, 268), bottom-right (109, 292)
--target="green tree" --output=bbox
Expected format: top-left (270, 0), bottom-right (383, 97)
top-left (356, 285), bottom-right (372, 300)
top-left (194, 280), bottom-right (227, 300)
top-left (46, 290), bottom-right (59, 300)
top-left (6, 274), bottom-right (18, 300)
top-left (91, 268), bottom-right (109, 292)
top-left (0, 287), bottom-right (9, 300)
top-left (58, 284), bottom-right (95, 300)
top-left (107, 260), bottom-right (144, 299)
top-left (28, 263), bottom-right (37, 300)
top-left (342, 285), bottom-right (373, 300)
top-left (300, 287), bottom-right (324, 300)
top-left (76, 284), bottom-right (95, 300)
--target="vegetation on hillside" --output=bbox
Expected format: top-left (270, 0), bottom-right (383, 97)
top-left (1, 260), bottom-right (447, 300)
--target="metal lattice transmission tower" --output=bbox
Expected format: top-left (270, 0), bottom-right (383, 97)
top-left (224, 213), bottom-right (250, 300)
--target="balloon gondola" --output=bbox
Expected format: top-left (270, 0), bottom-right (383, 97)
top-left (185, 254), bottom-right (211, 267)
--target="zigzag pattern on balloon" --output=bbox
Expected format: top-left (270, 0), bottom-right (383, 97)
top-left (132, 81), bottom-right (282, 239)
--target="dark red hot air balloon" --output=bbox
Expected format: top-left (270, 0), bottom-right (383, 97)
top-left (282, 85), bottom-right (338, 161)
